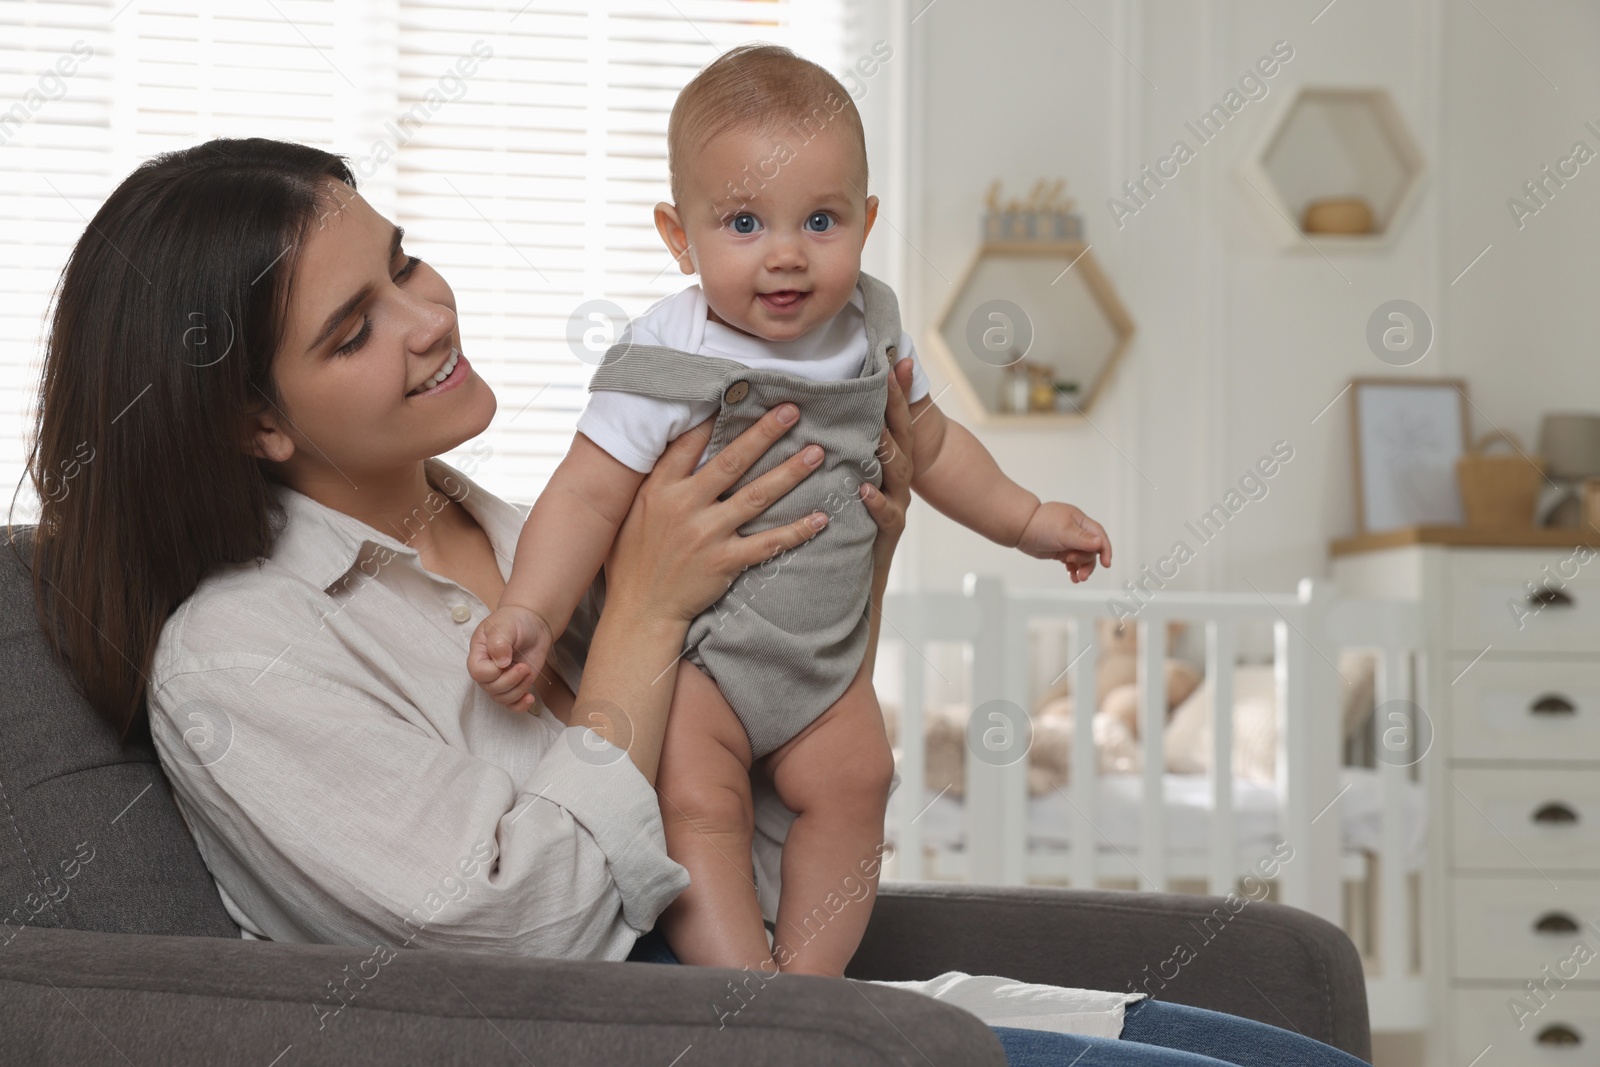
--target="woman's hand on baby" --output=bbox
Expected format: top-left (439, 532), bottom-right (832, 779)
top-left (467, 605), bottom-right (556, 714)
top-left (861, 355), bottom-right (916, 556)
top-left (606, 401), bottom-right (832, 625)
top-left (1017, 502), bottom-right (1113, 583)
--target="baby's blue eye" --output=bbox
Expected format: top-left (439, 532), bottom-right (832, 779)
top-left (729, 212), bottom-right (760, 235)
top-left (806, 212), bottom-right (834, 233)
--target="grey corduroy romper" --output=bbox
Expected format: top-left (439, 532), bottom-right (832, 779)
top-left (581, 271), bottom-right (902, 758)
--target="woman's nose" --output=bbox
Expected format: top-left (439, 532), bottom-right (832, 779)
top-left (406, 294), bottom-right (457, 353)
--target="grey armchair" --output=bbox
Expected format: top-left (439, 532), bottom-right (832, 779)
top-left (0, 528), bottom-right (1370, 1065)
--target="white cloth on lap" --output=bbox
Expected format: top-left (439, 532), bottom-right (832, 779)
top-left (866, 972), bottom-right (1144, 1038)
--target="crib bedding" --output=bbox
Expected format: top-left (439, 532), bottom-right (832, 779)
top-left (885, 767), bottom-right (1427, 873)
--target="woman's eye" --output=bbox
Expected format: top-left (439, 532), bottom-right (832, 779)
top-left (395, 254), bottom-right (421, 281)
top-left (728, 213), bottom-right (759, 235)
top-left (806, 212), bottom-right (835, 233)
top-left (335, 317), bottom-right (372, 356)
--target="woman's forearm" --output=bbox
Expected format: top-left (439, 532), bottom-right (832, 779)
top-left (570, 591), bottom-right (688, 786)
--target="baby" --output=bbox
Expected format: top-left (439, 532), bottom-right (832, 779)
top-left (468, 44), bottom-right (1111, 976)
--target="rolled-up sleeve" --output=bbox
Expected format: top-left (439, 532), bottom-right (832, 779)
top-left (149, 655), bottom-right (689, 961)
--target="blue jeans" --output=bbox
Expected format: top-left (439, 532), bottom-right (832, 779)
top-left (627, 929), bottom-right (1369, 1066)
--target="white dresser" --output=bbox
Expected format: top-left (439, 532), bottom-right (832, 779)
top-left (1333, 532), bottom-right (1600, 1066)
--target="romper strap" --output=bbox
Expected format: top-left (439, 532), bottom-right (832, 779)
top-left (856, 270), bottom-right (904, 370)
top-left (587, 343), bottom-right (746, 402)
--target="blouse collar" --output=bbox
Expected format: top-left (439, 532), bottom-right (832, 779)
top-left (266, 456), bottom-right (528, 594)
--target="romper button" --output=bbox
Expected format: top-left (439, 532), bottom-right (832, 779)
top-left (450, 605), bottom-right (472, 623)
top-left (724, 380), bottom-right (749, 404)
top-left (885, 345), bottom-right (897, 359)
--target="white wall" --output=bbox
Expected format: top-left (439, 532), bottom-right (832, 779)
top-left (891, 0), bottom-right (1599, 603)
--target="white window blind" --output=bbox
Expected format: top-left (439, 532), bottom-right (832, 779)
top-left (1, 0), bottom-right (859, 522)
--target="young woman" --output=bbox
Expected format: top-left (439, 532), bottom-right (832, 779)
top-left (19, 137), bottom-right (1367, 1066)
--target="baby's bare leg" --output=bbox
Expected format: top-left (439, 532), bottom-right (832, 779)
top-left (656, 662), bottom-right (774, 971)
top-left (761, 665), bottom-right (896, 976)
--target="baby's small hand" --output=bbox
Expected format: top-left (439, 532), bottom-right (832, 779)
top-left (1018, 502), bottom-right (1112, 583)
top-left (467, 606), bottom-right (556, 714)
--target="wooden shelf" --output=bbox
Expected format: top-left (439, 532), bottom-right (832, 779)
top-left (922, 239), bottom-right (1134, 424)
top-left (1239, 86), bottom-right (1427, 251)
top-left (1330, 524), bottom-right (1600, 557)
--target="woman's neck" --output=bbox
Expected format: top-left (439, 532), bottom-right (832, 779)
top-left (283, 461), bottom-right (465, 551)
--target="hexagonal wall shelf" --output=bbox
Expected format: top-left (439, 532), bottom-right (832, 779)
top-left (921, 241), bottom-right (1135, 427)
top-left (1239, 86), bottom-right (1427, 251)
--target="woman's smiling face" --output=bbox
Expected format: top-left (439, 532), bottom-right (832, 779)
top-left (257, 179), bottom-right (495, 481)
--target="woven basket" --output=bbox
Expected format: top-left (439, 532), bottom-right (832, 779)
top-left (1456, 430), bottom-right (1545, 529)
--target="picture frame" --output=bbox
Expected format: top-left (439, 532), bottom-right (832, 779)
top-left (1349, 377), bottom-right (1470, 534)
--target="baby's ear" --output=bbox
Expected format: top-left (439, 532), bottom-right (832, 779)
top-left (653, 202), bottom-right (695, 275)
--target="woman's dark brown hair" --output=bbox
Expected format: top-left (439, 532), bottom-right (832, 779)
top-left (13, 137), bottom-right (356, 740)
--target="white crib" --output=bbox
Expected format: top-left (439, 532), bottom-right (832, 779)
top-left (875, 575), bottom-right (1428, 1033)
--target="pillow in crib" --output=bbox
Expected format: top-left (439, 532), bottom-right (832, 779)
top-left (1162, 654), bottom-right (1376, 783)
top-left (1162, 665), bottom-right (1278, 783)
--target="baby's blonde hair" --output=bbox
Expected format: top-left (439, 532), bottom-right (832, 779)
top-left (667, 43), bottom-right (868, 210)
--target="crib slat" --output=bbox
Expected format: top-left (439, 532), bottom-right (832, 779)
top-left (1069, 614), bottom-right (1099, 891)
top-left (1206, 620), bottom-right (1237, 897)
top-left (1274, 615), bottom-right (1310, 910)
top-left (1001, 595), bottom-right (1031, 885)
top-left (1138, 618), bottom-right (1167, 893)
top-left (1377, 646), bottom-right (1412, 981)
top-left (897, 619), bottom-right (927, 881)
top-left (964, 575), bottom-right (1027, 885)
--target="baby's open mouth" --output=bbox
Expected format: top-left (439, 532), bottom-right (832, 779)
top-left (759, 290), bottom-right (808, 312)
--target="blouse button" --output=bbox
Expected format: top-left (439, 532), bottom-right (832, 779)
top-left (885, 344), bottom-right (897, 359)
top-left (723, 380), bottom-right (750, 404)
top-left (450, 605), bottom-right (472, 623)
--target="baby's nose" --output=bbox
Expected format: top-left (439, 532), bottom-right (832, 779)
top-left (766, 233), bottom-right (807, 268)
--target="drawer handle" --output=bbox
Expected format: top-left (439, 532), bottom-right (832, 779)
top-left (1537, 1023), bottom-right (1581, 1046)
top-left (1534, 802), bottom-right (1580, 825)
top-left (1532, 694), bottom-right (1577, 715)
top-left (1535, 911), bottom-right (1581, 934)
top-left (1528, 585), bottom-right (1575, 608)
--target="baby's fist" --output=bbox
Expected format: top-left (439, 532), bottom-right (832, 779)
top-left (467, 606), bottom-right (556, 714)
top-left (1018, 502), bottom-right (1112, 583)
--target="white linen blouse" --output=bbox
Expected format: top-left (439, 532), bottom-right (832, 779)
top-left (144, 455), bottom-right (1139, 1038)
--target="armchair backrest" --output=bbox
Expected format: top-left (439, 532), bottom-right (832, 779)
top-left (0, 525), bottom-right (239, 942)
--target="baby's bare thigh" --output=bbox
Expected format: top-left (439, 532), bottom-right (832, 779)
top-left (762, 669), bottom-right (891, 793)
top-left (658, 661), bottom-right (755, 785)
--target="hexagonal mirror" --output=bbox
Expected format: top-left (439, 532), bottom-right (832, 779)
top-left (924, 242), bottom-right (1134, 425)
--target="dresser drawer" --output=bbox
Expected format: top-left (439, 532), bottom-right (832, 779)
top-left (1453, 877), bottom-right (1600, 979)
top-left (1451, 660), bottom-right (1600, 761)
top-left (1453, 988), bottom-right (1600, 1063)
top-left (1447, 548), bottom-right (1600, 654)
top-left (1453, 769), bottom-right (1600, 870)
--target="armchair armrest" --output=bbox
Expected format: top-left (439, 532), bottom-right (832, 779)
top-left (0, 925), bottom-right (1004, 1066)
top-left (850, 882), bottom-right (1370, 1062)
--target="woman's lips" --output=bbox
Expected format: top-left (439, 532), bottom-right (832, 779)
top-left (409, 350), bottom-right (469, 398)
top-left (758, 290), bottom-right (808, 313)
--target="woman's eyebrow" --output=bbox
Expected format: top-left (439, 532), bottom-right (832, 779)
top-left (304, 224), bottom-right (405, 353)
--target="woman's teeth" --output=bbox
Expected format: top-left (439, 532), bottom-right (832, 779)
top-left (409, 348), bottom-right (459, 396)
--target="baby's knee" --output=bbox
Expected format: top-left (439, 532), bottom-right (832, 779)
top-left (659, 774), bottom-right (754, 837)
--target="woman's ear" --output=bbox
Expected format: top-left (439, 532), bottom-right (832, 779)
top-left (653, 202), bottom-right (695, 276)
top-left (241, 400), bottom-right (295, 464)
